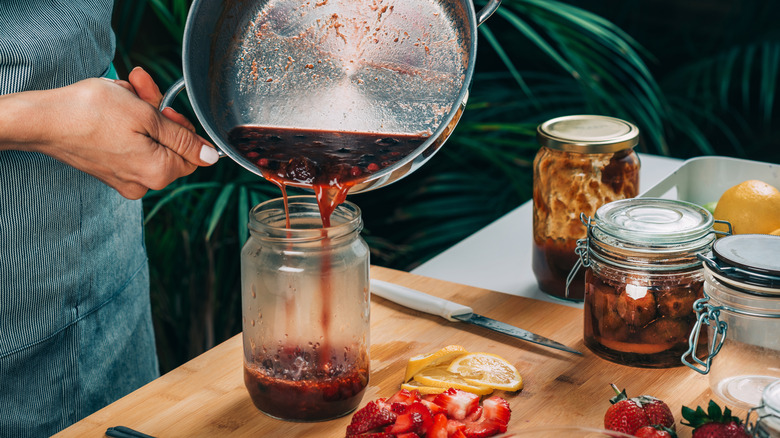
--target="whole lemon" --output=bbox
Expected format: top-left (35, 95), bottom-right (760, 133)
top-left (713, 180), bottom-right (780, 234)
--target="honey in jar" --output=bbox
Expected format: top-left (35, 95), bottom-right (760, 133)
top-left (533, 115), bottom-right (640, 301)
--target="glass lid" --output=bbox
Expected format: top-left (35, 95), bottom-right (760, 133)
top-left (594, 198), bottom-right (714, 245)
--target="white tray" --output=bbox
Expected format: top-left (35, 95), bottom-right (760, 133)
top-left (640, 156), bottom-right (780, 205)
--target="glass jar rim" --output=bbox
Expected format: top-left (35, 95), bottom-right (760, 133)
top-left (248, 195), bottom-right (363, 242)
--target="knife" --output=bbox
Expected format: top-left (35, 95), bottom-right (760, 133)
top-left (371, 280), bottom-right (582, 355)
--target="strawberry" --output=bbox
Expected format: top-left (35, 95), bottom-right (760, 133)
top-left (419, 398), bottom-right (447, 416)
top-left (346, 399), bottom-right (396, 436)
top-left (350, 434), bottom-right (394, 438)
top-left (604, 384), bottom-right (675, 435)
top-left (433, 388), bottom-right (481, 420)
top-left (385, 401), bottom-right (433, 435)
top-left (346, 388), bottom-right (511, 438)
top-left (480, 396), bottom-right (511, 426)
top-left (388, 388), bottom-right (423, 414)
top-left (427, 413), bottom-right (449, 438)
top-left (388, 388), bottom-right (422, 405)
top-left (461, 419), bottom-right (507, 438)
top-left (681, 400), bottom-right (750, 438)
top-left (635, 425), bottom-right (678, 438)
top-left (451, 430), bottom-right (468, 438)
top-left (458, 396), bottom-right (510, 438)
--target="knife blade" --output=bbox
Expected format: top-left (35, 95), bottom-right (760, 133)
top-left (371, 279), bottom-right (582, 355)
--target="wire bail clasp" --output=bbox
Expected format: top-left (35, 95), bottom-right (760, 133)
top-left (681, 297), bottom-right (728, 374)
top-left (565, 213), bottom-right (594, 298)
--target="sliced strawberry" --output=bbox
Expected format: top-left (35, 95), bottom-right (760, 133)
top-left (422, 393), bottom-right (439, 402)
top-left (420, 398), bottom-right (446, 416)
top-left (451, 430), bottom-right (468, 438)
top-left (388, 388), bottom-right (422, 405)
top-left (346, 400), bottom-right (397, 436)
top-left (480, 396), bottom-right (511, 426)
top-left (462, 419), bottom-right (507, 438)
top-left (465, 406), bottom-right (483, 423)
top-left (388, 389), bottom-right (422, 414)
top-left (351, 433), bottom-right (394, 438)
top-left (427, 413), bottom-right (449, 438)
top-left (447, 418), bottom-right (465, 435)
top-left (433, 388), bottom-right (481, 420)
top-left (385, 402), bottom-right (433, 435)
top-left (395, 433), bottom-right (421, 438)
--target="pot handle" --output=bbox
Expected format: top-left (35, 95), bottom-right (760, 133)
top-left (159, 77), bottom-right (226, 157)
top-left (476, 0), bottom-right (502, 26)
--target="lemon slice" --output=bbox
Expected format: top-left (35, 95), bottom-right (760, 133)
top-left (400, 380), bottom-right (449, 395)
top-left (447, 352), bottom-right (523, 392)
top-left (404, 345), bottom-right (469, 382)
top-left (413, 366), bottom-right (494, 395)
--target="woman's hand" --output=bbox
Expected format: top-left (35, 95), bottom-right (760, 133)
top-left (0, 69), bottom-right (219, 199)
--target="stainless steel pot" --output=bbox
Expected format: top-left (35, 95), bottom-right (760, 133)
top-left (162, 0), bottom-right (500, 193)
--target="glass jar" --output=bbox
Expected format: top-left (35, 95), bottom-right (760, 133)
top-left (240, 196), bottom-right (370, 421)
top-left (577, 198), bottom-right (716, 367)
top-left (683, 234), bottom-right (780, 410)
top-left (533, 115), bottom-right (640, 301)
top-left (749, 379), bottom-right (780, 437)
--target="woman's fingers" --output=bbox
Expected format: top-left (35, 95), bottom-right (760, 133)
top-left (129, 66), bottom-right (198, 133)
top-left (161, 107), bottom-right (196, 132)
top-left (127, 67), bottom-right (162, 108)
top-left (150, 114), bottom-right (219, 167)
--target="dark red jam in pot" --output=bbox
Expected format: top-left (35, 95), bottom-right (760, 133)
top-left (228, 126), bottom-right (426, 187)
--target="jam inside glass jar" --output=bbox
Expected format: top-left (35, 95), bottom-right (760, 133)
top-left (241, 196), bottom-right (370, 421)
top-left (579, 198), bottom-right (716, 368)
top-left (533, 115), bottom-right (640, 301)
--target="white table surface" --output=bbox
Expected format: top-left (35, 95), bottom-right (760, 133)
top-left (411, 153), bottom-right (685, 308)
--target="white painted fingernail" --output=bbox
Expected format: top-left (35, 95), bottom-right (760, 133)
top-left (199, 145), bottom-right (219, 164)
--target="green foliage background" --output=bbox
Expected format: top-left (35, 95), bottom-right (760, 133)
top-left (112, 0), bottom-right (780, 372)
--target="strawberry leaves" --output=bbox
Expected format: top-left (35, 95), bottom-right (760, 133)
top-left (681, 400), bottom-right (750, 438)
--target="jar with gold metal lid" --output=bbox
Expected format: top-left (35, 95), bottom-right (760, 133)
top-left (533, 115), bottom-right (640, 301)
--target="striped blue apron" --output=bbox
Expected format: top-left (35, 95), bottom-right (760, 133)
top-left (0, 2), bottom-right (159, 436)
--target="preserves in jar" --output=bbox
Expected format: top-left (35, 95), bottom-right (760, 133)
top-left (533, 115), bottom-right (640, 301)
top-left (579, 198), bottom-right (715, 367)
top-left (241, 196), bottom-right (370, 421)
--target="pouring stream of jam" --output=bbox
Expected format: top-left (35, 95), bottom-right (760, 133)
top-left (231, 126), bottom-right (427, 419)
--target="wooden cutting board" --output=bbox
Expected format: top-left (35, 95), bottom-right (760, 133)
top-left (55, 266), bottom-right (739, 437)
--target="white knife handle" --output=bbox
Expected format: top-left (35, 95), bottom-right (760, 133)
top-left (371, 279), bottom-right (473, 322)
